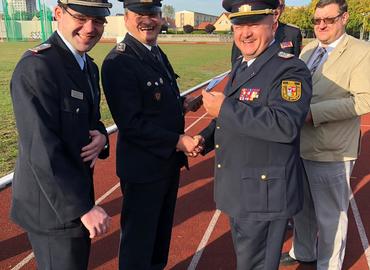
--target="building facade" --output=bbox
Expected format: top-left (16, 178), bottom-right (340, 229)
top-left (7, 0), bottom-right (37, 13)
top-left (213, 12), bottom-right (232, 32)
top-left (175, 10), bottom-right (218, 29)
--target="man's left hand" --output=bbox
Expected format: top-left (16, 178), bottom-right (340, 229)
top-left (81, 130), bottom-right (107, 168)
top-left (202, 90), bottom-right (225, 118)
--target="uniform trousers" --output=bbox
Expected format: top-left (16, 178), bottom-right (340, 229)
top-left (229, 217), bottom-right (288, 270)
top-left (27, 231), bottom-right (91, 270)
top-left (289, 159), bottom-right (355, 270)
top-left (118, 170), bottom-right (180, 270)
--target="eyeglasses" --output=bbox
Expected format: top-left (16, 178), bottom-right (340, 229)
top-left (311, 13), bottom-right (343, 25)
top-left (62, 7), bottom-right (107, 26)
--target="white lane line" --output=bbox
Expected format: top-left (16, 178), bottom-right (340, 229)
top-left (11, 102), bottom-right (210, 270)
top-left (11, 252), bottom-right (34, 270)
top-left (187, 210), bottom-right (221, 270)
top-left (350, 189), bottom-right (370, 269)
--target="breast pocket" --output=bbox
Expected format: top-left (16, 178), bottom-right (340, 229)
top-left (143, 85), bottom-right (163, 114)
top-left (241, 166), bottom-right (286, 213)
top-left (61, 96), bottom-right (90, 136)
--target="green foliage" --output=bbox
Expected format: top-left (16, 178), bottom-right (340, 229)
top-left (162, 4), bottom-right (175, 19)
top-left (0, 41), bottom-right (232, 177)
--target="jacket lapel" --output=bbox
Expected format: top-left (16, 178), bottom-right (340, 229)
top-left (225, 43), bottom-right (280, 97)
top-left (49, 32), bottom-right (94, 105)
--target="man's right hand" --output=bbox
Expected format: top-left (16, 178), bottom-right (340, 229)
top-left (81, 205), bottom-right (111, 239)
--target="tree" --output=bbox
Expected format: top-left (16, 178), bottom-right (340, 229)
top-left (204, 24), bottom-right (216, 34)
top-left (183, 24), bottom-right (194, 33)
top-left (162, 4), bottom-right (175, 19)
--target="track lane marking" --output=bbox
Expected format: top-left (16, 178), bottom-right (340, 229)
top-left (187, 210), bottom-right (221, 270)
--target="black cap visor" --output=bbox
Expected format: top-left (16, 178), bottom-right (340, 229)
top-left (68, 4), bottom-right (110, 17)
top-left (127, 5), bottom-right (161, 15)
top-left (231, 14), bottom-right (269, 25)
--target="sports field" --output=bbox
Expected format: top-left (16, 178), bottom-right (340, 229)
top-left (0, 41), bottom-right (232, 177)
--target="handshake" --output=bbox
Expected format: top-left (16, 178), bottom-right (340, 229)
top-left (176, 134), bottom-right (205, 157)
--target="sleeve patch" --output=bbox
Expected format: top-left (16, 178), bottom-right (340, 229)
top-left (281, 81), bottom-right (301, 102)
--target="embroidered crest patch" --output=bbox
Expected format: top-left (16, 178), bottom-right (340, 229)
top-left (281, 81), bottom-right (301, 102)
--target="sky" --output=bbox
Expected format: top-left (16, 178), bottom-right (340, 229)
top-left (0, 0), bottom-right (311, 16)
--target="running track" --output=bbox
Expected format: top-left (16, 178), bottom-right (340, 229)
top-left (1, 75), bottom-right (369, 270)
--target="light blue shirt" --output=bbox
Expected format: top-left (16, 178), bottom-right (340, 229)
top-left (57, 29), bottom-right (86, 70)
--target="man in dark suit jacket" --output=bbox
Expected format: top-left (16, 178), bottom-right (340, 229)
top-left (101, 0), bottom-right (201, 269)
top-left (192, 0), bottom-right (312, 269)
top-left (231, 0), bottom-right (302, 64)
top-left (10, 0), bottom-right (111, 268)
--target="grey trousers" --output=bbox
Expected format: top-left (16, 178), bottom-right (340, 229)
top-left (289, 159), bottom-right (355, 270)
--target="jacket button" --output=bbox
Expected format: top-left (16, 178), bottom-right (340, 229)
top-left (217, 164), bottom-right (222, 169)
top-left (261, 174), bottom-right (267, 180)
top-left (216, 126), bottom-right (220, 130)
top-left (76, 108), bottom-right (80, 113)
top-left (216, 144), bottom-right (220, 149)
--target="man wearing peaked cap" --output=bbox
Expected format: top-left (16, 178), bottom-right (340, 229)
top-left (231, 0), bottom-right (303, 64)
top-left (192, 0), bottom-right (312, 269)
top-left (102, 0), bottom-right (202, 269)
top-left (10, 0), bottom-right (112, 269)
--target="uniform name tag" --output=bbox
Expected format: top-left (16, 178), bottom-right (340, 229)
top-left (71, 90), bottom-right (84, 100)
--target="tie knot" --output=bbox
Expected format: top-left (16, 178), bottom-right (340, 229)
top-left (318, 47), bottom-right (327, 56)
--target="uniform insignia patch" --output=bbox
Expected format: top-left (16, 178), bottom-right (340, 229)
top-left (28, 43), bottom-right (51, 53)
top-left (155, 82), bottom-right (159, 86)
top-left (278, 52), bottom-right (294, 59)
top-left (116, 42), bottom-right (126, 53)
top-left (71, 89), bottom-right (84, 100)
top-left (239, 88), bottom-right (260, 101)
top-left (159, 78), bottom-right (164, 84)
top-left (280, 41), bottom-right (293, 49)
top-left (281, 81), bottom-right (301, 102)
top-left (154, 92), bottom-right (161, 101)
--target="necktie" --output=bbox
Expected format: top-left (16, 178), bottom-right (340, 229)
top-left (83, 61), bottom-right (95, 103)
top-left (309, 47), bottom-right (327, 75)
top-left (151, 46), bottom-right (172, 79)
top-left (232, 61), bottom-right (248, 85)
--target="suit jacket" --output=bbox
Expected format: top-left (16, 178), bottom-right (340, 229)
top-left (231, 21), bottom-right (302, 64)
top-left (102, 34), bottom-right (187, 183)
top-left (10, 32), bottom-right (109, 236)
top-left (201, 43), bottom-right (312, 220)
top-left (300, 34), bottom-right (370, 162)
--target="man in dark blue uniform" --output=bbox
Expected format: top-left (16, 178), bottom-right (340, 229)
top-left (231, 0), bottom-right (303, 64)
top-left (192, 0), bottom-right (312, 269)
top-left (10, 0), bottom-right (111, 269)
top-left (101, 0), bottom-right (201, 269)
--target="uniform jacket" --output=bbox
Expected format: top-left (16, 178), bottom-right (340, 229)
top-left (231, 21), bottom-right (302, 64)
top-left (102, 34), bottom-right (187, 183)
top-left (300, 34), bottom-right (370, 162)
top-left (201, 43), bottom-right (312, 220)
top-left (10, 32), bottom-right (109, 236)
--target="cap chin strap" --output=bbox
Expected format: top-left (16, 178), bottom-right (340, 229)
top-left (229, 8), bottom-right (273, 19)
top-left (59, 0), bottom-right (112, 8)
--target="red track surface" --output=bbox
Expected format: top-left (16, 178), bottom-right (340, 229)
top-left (1, 78), bottom-right (369, 270)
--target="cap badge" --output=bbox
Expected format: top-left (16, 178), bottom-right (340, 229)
top-left (239, 4), bottom-right (252, 12)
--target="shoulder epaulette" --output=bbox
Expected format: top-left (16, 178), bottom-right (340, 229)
top-left (116, 42), bottom-right (126, 54)
top-left (278, 51), bottom-right (294, 59)
top-left (28, 43), bottom-right (51, 53)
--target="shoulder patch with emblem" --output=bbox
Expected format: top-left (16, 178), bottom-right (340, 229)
top-left (280, 41), bottom-right (293, 49)
top-left (116, 42), bottom-right (126, 54)
top-left (28, 43), bottom-right (51, 53)
top-left (281, 81), bottom-right (301, 102)
top-left (278, 51), bottom-right (294, 59)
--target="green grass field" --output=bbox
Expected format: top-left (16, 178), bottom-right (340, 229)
top-left (0, 41), bottom-right (232, 177)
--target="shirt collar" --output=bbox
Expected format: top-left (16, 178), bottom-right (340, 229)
top-left (319, 34), bottom-right (345, 54)
top-left (57, 29), bottom-right (86, 70)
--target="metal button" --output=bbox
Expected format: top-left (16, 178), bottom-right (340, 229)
top-left (216, 126), bottom-right (220, 130)
top-left (217, 164), bottom-right (222, 169)
top-left (76, 108), bottom-right (80, 113)
top-left (261, 174), bottom-right (267, 180)
top-left (215, 144), bottom-right (220, 149)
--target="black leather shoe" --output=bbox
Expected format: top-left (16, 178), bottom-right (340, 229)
top-left (280, 252), bottom-right (316, 266)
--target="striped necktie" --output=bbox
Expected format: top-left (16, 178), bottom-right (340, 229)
top-left (309, 47), bottom-right (327, 75)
